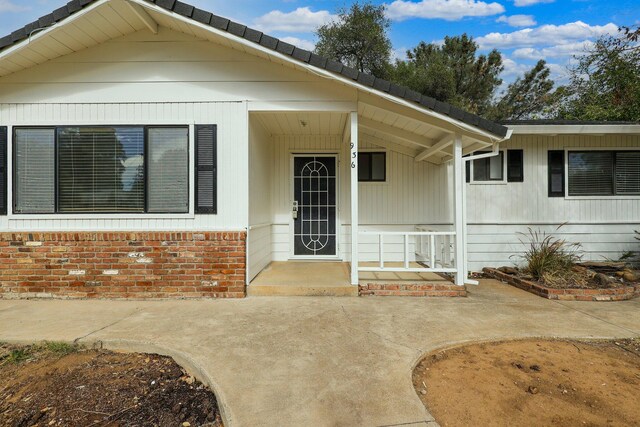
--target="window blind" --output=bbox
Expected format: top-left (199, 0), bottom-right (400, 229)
top-left (0, 127), bottom-right (6, 215)
top-left (147, 127), bottom-right (189, 213)
top-left (57, 127), bottom-right (145, 213)
top-left (568, 151), bottom-right (613, 196)
top-left (195, 125), bottom-right (217, 214)
top-left (615, 151), bottom-right (640, 195)
top-left (14, 128), bottom-right (55, 213)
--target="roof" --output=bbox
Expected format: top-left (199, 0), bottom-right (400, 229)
top-left (0, 0), bottom-right (508, 138)
top-left (502, 120), bottom-right (640, 126)
top-left (504, 120), bottom-right (640, 135)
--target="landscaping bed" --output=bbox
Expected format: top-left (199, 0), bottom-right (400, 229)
top-left (413, 338), bottom-right (640, 426)
top-left (484, 265), bottom-right (640, 301)
top-left (0, 342), bottom-right (222, 426)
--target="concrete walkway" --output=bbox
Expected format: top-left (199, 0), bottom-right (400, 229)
top-left (1, 279), bottom-right (639, 427)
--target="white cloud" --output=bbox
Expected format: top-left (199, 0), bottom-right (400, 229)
top-left (513, 0), bottom-right (554, 6)
top-left (496, 14), bottom-right (536, 27)
top-left (0, 0), bottom-right (29, 12)
top-left (386, 0), bottom-right (505, 22)
top-left (477, 21), bottom-right (618, 49)
top-left (279, 37), bottom-right (316, 51)
top-left (254, 7), bottom-right (336, 33)
top-left (512, 40), bottom-right (594, 59)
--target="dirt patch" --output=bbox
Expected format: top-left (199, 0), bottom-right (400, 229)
top-left (0, 342), bottom-right (222, 426)
top-left (413, 338), bottom-right (640, 426)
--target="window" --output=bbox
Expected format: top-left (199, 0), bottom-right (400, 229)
top-left (472, 152), bottom-right (504, 182)
top-left (13, 126), bottom-right (190, 214)
top-left (568, 150), bottom-right (640, 196)
top-left (358, 152), bottom-right (386, 182)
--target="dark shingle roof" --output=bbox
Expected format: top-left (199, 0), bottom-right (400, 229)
top-left (502, 120), bottom-right (640, 126)
top-left (0, 0), bottom-right (509, 138)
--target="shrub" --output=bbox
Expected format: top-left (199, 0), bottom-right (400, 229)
top-left (515, 226), bottom-right (582, 284)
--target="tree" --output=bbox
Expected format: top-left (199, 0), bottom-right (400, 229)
top-left (390, 34), bottom-right (558, 119)
top-left (315, 2), bottom-right (391, 78)
top-left (555, 26), bottom-right (640, 121)
top-left (489, 60), bottom-right (557, 120)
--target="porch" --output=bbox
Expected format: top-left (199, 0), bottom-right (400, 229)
top-left (246, 100), bottom-right (507, 295)
top-left (248, 261), bottom-right (459, 297)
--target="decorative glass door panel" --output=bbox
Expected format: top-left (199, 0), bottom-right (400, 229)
top-left (293, 156), bottom-right (337, 256)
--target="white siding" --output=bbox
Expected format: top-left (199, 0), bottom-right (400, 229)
top-left (0, 101), bottom-right (248, 232)
top-left (0, 26), bottom-right (357, 234)
top-left (269, 135), bottom-right (452, 262)
top-left (465, 134), bottom-right (640, 271)
top-left (248, 119), bottom-right (272, 280)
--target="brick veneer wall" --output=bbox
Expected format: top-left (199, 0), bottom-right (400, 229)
top-left (0, 231), bottom-right (246, 299)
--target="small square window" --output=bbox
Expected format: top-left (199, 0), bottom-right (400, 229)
top-left (472, 152), bottom-right (504, 182)
top-left (359, 152), bottom-right (386, 182)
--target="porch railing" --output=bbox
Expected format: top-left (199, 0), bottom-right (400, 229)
top-left (358, 229), bottom-right (457, 273)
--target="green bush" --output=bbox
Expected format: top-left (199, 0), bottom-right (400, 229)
top-left (515, 227), bottom-right (582, 283)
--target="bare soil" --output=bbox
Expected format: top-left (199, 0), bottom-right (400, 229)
top-left (413, 338), bottom-right (640, 427)
top-left (0, 343), bottom-right (222, 427)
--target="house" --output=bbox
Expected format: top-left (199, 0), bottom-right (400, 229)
top-left (0, 0), bottom-right (637, 299)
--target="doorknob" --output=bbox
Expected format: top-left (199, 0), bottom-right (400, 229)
top-left (292, 201), bottom-right (299, 219)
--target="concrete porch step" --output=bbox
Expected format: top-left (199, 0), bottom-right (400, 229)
top-left (249, 261), bottom-right (357, 297)
top-left (248, 283), bottom-right (358, 297)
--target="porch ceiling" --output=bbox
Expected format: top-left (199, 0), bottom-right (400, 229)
top-left (253, 111), bottom-right (349, 136)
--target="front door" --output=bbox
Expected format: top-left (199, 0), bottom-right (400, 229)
top-left (292, 155), bottom-right (337, 257)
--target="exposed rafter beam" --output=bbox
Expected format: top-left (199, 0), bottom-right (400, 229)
top-left (359, 117), bottom-right (435, 149)
top-left (127, 1), bottom-right (158, 34)
top-left (415, 135), bottom-right (454, 162)
top-left (360, 133), bottom-right (420, 159)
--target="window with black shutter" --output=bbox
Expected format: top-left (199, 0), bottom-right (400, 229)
top-left (548, 150), bottom-right (565, 197)
top-left (0, 127), bottom-right (6, 215)
top-left (195, 125), bottom-right (217, 214)
top-left (13, 125), bottom-right (190, 214)
top-left (507, 149), bottom-right (524, 182)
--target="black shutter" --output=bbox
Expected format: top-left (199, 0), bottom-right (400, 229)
top-left (507, 149), bottom-right (524, 182)
top-left (0, 127), bottom-right (6, 215)
top-left (548, 150), bottom-right (565, 197)
top-left (195, 125), bottom-right (217, 214)
top-left (465, 158), bottom-right (470, 183)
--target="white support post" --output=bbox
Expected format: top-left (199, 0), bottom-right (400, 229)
top-left (350, 112), bottom-right (359, 285)
top-left (453, 134), bottom-right (466, 286)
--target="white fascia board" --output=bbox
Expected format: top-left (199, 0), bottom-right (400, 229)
top-left (509, 124), bottom-right (640, 135)
top-left (129, 0), bottom-right (506, 142)
top-left (0, 0), bottom-right (110, 62)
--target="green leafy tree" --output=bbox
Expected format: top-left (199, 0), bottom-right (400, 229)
top-left (315, 2), bottom-right (391, 78)
top-left (390, 35), bottom-right (504, 116)
top-left (489, 60), bottom-right (557, 120)
top-left (555, 26), bottom-right (640, 121)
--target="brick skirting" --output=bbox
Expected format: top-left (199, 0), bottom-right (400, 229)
top-left (359, 282), bottom-right (467, 297)
top-left (0, 231), bottom-right (246, 299)
top-left (484, 268), bottom-right (640, 301)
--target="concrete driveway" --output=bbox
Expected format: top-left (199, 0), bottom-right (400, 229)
top-left (1, 279), bottom-right (638, 427)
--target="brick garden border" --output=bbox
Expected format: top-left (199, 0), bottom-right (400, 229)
top-left (483, 268), bottom-right (640, 301)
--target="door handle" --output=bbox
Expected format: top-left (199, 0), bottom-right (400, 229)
top-left (292, 201), bottom-right (299, 219)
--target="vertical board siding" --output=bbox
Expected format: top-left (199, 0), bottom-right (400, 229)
top-left (0, 101), bottom-right (249, 231)
top-left (248, 118), bottom-right (273, 280)
top-left (465, 134), bottom-right (640, 271)
top-left (270, 135), bottom-right (452, 262)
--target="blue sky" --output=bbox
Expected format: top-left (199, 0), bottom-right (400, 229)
top-left (1, 0), bottom-right (638, 87)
